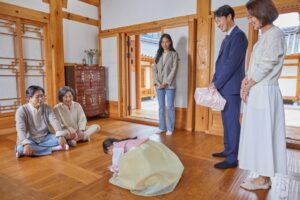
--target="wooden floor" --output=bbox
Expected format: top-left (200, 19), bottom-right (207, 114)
top-left (1, 118), bottom-right (300, 200)
top-left (131, 109), bottom-right (159, 121)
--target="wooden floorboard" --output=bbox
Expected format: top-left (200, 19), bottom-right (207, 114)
top-left (0, 118), bottom-right (300, 200)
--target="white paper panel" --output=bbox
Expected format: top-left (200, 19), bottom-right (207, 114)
top-left (102, 37), bottom-right (118, 101)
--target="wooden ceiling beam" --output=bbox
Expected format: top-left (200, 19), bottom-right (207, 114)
top-left (42, 0), bottom-right (68, 8)
top-left (0, 2), bottom-right (49, 23)
top-left (62, 11), bottom-right (98, 26)
top-left (79, 0), bottom-right (99, 7)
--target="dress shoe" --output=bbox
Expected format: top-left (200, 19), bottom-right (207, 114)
top-left (240, 178), bottom-right (271, 190)
top-left (214, 161), bottom-right (237, 169)
top-left (212, 152), bottom-right (227, 157)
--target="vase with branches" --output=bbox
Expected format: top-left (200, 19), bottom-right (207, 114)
top-left (84, 49), bottom-right (97, 65)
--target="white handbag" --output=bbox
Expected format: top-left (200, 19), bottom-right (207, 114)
top-left (194, 87), bottom-right (226, 111)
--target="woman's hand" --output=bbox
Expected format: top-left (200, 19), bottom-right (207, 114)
top-left (241, 77), bottom-right (248, 88)
top-left (69, 132), bottom-right (77, 140)
top-left (161, 83), bottom-right (168, 88)
top-left (65, 127), bottom-right (78, 140)
top-left (58, 136), bottom-right (67, 147)
top-left (240, 88), bottom-right (249, 103)
top-left (156, 82), bottom-right (162, 89)
top-left (77, 131), bottom-right (85, 141)
top-left (23, 144), bottom-right (34, 156)
top-left (241, 79), bottom-right (256, 103)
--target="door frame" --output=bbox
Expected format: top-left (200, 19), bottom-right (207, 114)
top-left (118, 21), bottom-right (197, 131)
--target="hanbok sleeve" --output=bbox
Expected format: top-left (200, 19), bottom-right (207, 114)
top-left (110, 147), bottom-right (124, 173)
top-left (77, 103), bottom-right (87, 131)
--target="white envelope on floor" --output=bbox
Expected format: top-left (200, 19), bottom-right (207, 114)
top-left (194, 88), bottom-right (226, 111)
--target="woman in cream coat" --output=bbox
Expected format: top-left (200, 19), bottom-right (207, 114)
top-left (239, 0), bottom-right (287, 190)
top-left (54, 86), bottom-right (100, 146)
top-left (153, 33), bottom-right (179, 136)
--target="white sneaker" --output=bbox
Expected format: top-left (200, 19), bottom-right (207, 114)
top-left (155, 129), bottom-right (165, 134)
top-left (16, 152), bottom-right (20, 158)
top-left (84, 135), bottom-right (91, 142)
top-left (166, 131), bottom-right (173, 136)
top-left (64, 144), bottom-right (69, 150)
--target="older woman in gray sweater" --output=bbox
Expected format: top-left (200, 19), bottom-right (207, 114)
top-left (53, 86), bottom-right (100, 147)
top-left (15, 85), bottom-right (68, 158)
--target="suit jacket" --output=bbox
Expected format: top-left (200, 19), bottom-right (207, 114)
top-left (213, 26), bottom-right (248, 95)
top-left (153, 51), bottom-right (179, 89)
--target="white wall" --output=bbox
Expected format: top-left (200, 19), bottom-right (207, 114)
top-left (63, 0), bottom-right (98, 20)
top-left (0, 0), bottom-right (49, 12)
top-left (101, 0), bottom-right (196, 30)
top-left (279, 61), bottom-right (298, 97)
top-left (164, 26), bottom-right (189, 108)
top-left (211, 0), bottom-right (247, 11)
top-left (63, 19), bottom-right (98, 63)
top-left (102, 37), bottom-right (118, 101)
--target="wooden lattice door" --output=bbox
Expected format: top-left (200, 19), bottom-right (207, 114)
top-left (0, 17), bottom-right (49, 129)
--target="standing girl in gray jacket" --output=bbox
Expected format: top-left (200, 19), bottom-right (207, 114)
top-left (153, 34), bottom-right (179, 135)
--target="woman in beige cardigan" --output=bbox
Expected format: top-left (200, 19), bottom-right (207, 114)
top-left (53, 86), bottom-right (101, 146)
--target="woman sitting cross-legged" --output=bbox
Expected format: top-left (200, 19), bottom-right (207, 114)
top-left (53, 86), bottom-right (101, 146)
top-left (15, 85), bottom-right (69, 158)
top-left (103, 137), bottom-right (184, 196)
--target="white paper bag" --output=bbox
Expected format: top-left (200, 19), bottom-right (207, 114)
top-left (194, 88), bottom-right (226, 111)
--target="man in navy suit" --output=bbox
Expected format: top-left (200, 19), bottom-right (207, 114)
top-left (210, 5), bottom-right (248, 169)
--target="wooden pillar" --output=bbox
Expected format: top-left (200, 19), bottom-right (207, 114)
top-left (297, 56), bottom-right (300, 101)
top-left (186, 18), bottom-right (197, 131)
top-left (117, 33), bottom-right (123, 117)
top-left (135, 35), bottom-right (141, 109)
top-left (44, 23), bottom-right (54, 106)
top-left (149, 61), bottom-right (154, 99)
top-left (98, 0), bottom-right (102, 66)
top-left (195, 0), bottom-right (211, 132)
top-left (246, 24), bottom-right (258, 70)
top-left (49, 0), bottom-right (65, 104)
top-left (121, 33), bottom-right (129, 116)
top-left (119, 33), bottom-right (128, 117)
top-left (15, 19), bottom-right (26, 104)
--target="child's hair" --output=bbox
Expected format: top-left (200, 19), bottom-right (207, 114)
top-left (102, 136), bottom-right (138, 154)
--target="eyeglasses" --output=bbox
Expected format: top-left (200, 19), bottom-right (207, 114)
top-left (32, 95), bottom-right (44, 99)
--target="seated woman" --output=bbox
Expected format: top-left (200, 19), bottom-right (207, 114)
top-left (53, 86), bottom-right (100, 146)
top-left (16, 85), bottom-right (69, 158)
top-left (103, 137), bottom-right (184, 196)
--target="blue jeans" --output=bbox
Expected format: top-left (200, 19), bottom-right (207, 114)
top-left (16, 133), bottom-right (59, 157)
top-left (156, 88), bottom-right (176, 132)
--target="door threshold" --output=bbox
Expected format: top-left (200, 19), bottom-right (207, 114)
top-left (121, 116), bottom-right (159, 127)
top-left (287, 138), bottom-right (300, 150)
